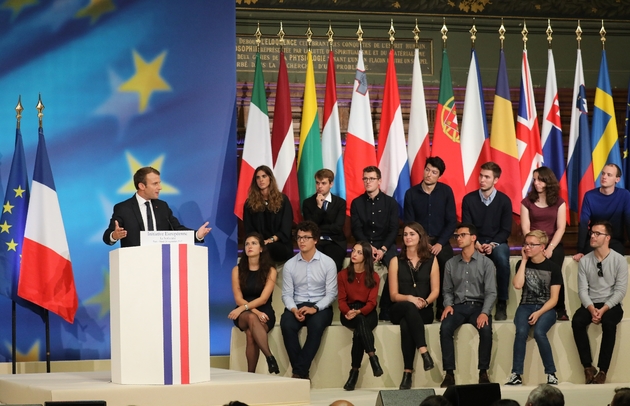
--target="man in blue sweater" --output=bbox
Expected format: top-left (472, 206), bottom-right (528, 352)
top-left (572, 163), bottom-right (630, 262)
top-left (462, 162), bottom-right (513, 321)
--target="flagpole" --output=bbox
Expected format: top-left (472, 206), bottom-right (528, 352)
top-left (36, 94), bottom-right (52, 374)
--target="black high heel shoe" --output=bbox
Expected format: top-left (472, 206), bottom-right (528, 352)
top-left (343, 369), bottom-right (359, 391)
top-left (369, 354), bottom-right (383, 377)
top-left (399, 371), bottom-right (413, 390)
top-left (421, 351), bottom-right (434, 371)
top-left (266, 355), bottom-right (279, 374)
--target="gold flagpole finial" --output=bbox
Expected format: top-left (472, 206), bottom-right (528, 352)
top-left (576, 20), bottom-right (582, 49)
top-left (327, 22), bottom-right (334, 51)
top-left (255, 22), bottom-right (262, 52)
top-left (546, 19), bottom-right (553, 48)
top-left (600, 20), bottom-right (607, 49)
top-left (36, 94), bottom-right (44, 128)
top-left (413, 19), bottom-right (420, 47)
top-left (388, 19), bottom-right (395, 47)
top-left (470, 18), bottom-right (477, 47)
top-left (499, 19), bottom-right (506, 49)
top-left (278, 21), bottom-right (285, 50)
top-left (521, 20), bottom-right (528, 50)
top-left (357, 20), bottom-right (364, 50)
top-left (306, 22), bottom-right (313, 52)
top-left (441, 18), bottom-right (448, 47)
top-left (15, 95), bottom-right (23, 129)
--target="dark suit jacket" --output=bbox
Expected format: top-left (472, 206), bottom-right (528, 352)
top-left (103, 195), bottom-right (192, 248)
top-left (302, 193), bottom-right (347, 250)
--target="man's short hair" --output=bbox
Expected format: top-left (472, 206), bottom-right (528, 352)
top-left (456, 222), bottom-right (477, 237)
top-left (526, 230), bottom-right (549, 247)
top-left (133, 167), bottom-right (160, 190)
top-left (315, 168), bottom-right (335, 183)
top-left (605, 163), bottom-right (622, 178)
top-left (611, 387), bottom-right (630, 406)
top-left (296, 220), bottom-right (320, 241)
top-left (419, 395), bottom-right (453, 406)
top-left (591, 220), bottom-right (613, 237)
top-left (526, 384), bottom-right (564, 406)
top-left (480, 161), bottom-right (502, 178)
top-left (425, 156), bottom-right (446, 176)
top-left (362, 166), bottom-right (381, 179)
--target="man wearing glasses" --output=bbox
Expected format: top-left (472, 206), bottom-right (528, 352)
top-left (350, 166), bottom-right (399, 320)
top-left (571, 220), bottom-right (628, 384)
top-left (439, 223), bottom-right (497, 387)
top-left (573, 163), bottom-right (630, 262)
top-left (280, 221), bottom-right (338, 380)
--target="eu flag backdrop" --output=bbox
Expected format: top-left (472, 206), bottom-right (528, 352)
top-left (0, 1), bottom-right (237, 360)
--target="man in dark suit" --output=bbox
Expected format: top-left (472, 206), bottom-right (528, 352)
top-left (302, 168), bottom-right (347, 272)
top-left (103, 167), bottom-right (211, 248)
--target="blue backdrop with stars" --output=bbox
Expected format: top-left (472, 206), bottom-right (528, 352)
top-left (0, 0), bottom-right (237, 360)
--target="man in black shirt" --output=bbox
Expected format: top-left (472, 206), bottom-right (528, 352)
top-left (404, 156), bottom-right (456, 316)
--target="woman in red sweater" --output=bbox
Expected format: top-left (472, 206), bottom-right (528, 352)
top-left (338, 240), bottom-right (382, 391)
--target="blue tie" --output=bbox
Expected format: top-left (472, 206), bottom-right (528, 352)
top-left (323, 200), bottom-right (328, 211)
top-left (145, 201), bottom-right (154, 231)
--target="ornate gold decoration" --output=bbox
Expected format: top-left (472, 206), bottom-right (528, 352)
top-left (413, 19), bottom-right (420, 47)
top-left (357, 20), bottom-right (364, 49)
top-left (441, 18), bottom-right (448, 46)
top-left (15, 95), bottom-right (23, 130)
top-left (255, 22), bottom-right (262, 52)
top-left (306, 23), bottom-right (313, 51)
top-left (388, 19), bottom-right (396, 46)
top-left (499, 19), bottom-right (506, 49)
top-left (327, 22), bottom-right (334, 51)
top-left (600, 19), bottom-right (606, 48)
top-left (521, 20), bottom-right (528, 50)
top-left (576, 20), bottom-right (583, 49)
top-left (470, 18), bottom-right (477, 47)
top-left (36, 94), bottom-right (44, 128)
top-left (278, 21), bottom-right (285, 48)
top-left (546, 19), bottom-right (553, 47)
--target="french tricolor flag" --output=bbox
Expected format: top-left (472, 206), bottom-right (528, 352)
top-left (18, 127), bottom-right (77, 324)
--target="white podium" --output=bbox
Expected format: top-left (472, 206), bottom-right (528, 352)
top-left (110, 244), bottom-right (210, 385)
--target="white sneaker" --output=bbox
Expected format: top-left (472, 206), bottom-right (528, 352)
top-left (505, 373), bottom-right (522, 385)
top-left (547, 373), bottom-right (558, 385)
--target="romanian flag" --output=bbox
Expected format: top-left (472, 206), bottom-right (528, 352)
top-left (490, 49), bottom-right (521, 214)
top-left (297, 50), bottom-right (323, 204)
top-left (592, 49), bottom-right (624, 186)
top-left (407, 47), bottom-right (431, 186)
top-left (432, 47), bottom-right (464, 219)
top-left (322, 50), bottom-right (346, 198)
top-left (234, 52), bottom-right (272, 220)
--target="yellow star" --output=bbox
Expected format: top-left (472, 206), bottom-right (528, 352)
top-left (0, 0), bottom-right (38, 19)
top-left (117, 151), bottom-right (179, 195)
top-left (13, 185), bottom-right (25, 198)
top-left (84, 269), bottom-right (110, 319)
top-left (6, 239), bottom-right (17, 251)
top-left (119, 50), bottom-right (172, 113)
top-left (3, 201), bottom-right (14, 214)
top-left (75, 0), bottom-right (116, 24)
top-left (5, 340), bottom-right (40, 362)
top-left (0, 221), bottom-right (11, 233)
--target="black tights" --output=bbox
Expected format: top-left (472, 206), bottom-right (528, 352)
top-left (238, 311), bottom-right (272, 373)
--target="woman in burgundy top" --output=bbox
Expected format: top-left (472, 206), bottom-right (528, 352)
top-left (520, 166), bottom-right (568, 320)
top-left (338, 240), bottom-right (382, 391)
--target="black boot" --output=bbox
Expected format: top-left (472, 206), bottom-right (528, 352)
top-left (343, 369), bottom-right (359, 391)
top-left (421, 351), bottom-right (434, 371)
top-left (399, 371), bottom-right (413, 390)
top-left (266, 355), bottom-right (279, 374)
top-left (369, 355), bottom-right (383, 377)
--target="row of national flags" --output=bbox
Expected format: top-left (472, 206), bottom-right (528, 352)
top-left (0, 121), bottom-right (77, 324)
top-left (235, 43), bottom-right (626, 223)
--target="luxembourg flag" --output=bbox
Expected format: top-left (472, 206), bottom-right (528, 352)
top-left (516, 48), bottom-right (543, 199)
top-left (18, 127), bottom-right (77, 324)
top-left (541, 48), bottom-right (570, 223)
top-left (322, 49), bottom-right (346, 198)
top-left (344, 48), bottom-right (377, 214)
top-left (377, 48), bottom-right (410, 214)
top-left (407, 47), bottom-right (430, 186)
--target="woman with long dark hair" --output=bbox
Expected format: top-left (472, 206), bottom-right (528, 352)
top-left (338, 241), bottom-right (382, 391)
top-left (520, 166), bottom-right (568, 320)
top-left (228, 232), bottom-right (279, 374)
top-left (389, 222), bottom-right (440, 389)
top-left (243, 165), bottom-right (293, 263)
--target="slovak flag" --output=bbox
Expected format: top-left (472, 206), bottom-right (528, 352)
top-left (18, 127), bottom-right (78, 323)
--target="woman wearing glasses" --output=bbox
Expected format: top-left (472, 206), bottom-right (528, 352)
top-left (520, 166), bottom-right (568, 320)
top-left (243, 165), bottom-right (294, 263)
top-left (338, 241), bottom-right (382, 391)
top-left (505, 230), bottom-right (562, 386)
top-left (228, 232), bottom-right (280, 374)
top-left (388, 222), bottom-right (440, 389)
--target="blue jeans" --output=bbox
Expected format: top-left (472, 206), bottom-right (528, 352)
top-left (487, 243), bottom-right (510, 302)
top-left (512, 304), bottom-right (557, 374)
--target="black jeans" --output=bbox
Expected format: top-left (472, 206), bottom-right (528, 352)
top-left (440, 302), bottom-right (492, 371)
top-left (572, 303), bottom-right (624, 372)
top-left (280, 303), bottom-right (333, 377)
top-left (390, 301), bottom-right (434, 370)
top-left (340, 308), bottom-right (378, 368)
